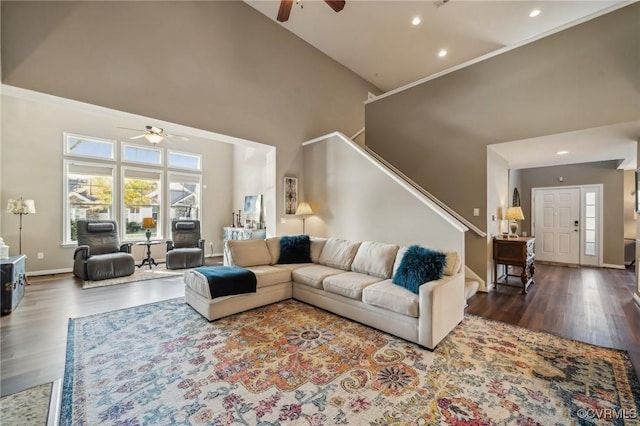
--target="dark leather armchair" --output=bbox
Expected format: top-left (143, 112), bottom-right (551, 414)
top-left (73, 220), bottom-right (135, 281)
top-left (166, 220), bottom-right (205, 270)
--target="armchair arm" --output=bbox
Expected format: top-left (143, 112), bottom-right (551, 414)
top-left (166, 240), bottom-right (174, 252)
top-left (74, 245), bottom-right (90, 260)
top-left (198, 239), bottom-right (205, 250)
top-left (119, 243), bottom-right (133, 254)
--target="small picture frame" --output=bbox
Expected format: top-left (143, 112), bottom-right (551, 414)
top-left (284, 177), bottom-right (298, 215)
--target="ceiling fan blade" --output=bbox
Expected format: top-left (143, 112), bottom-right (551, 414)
top-left (166, 134), bottom-right (189, 142)
top-left (324, 0), bottom-right (345, 13)
top-left (117, 126), bottom-right (145, 132)
top-left (277, 0), bottom-right (293, 22)
top-left (130, 135), bottom-right (146, 140)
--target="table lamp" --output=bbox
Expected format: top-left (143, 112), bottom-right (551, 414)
top-left (505, 207), bottom-right (525, 238)
top-left (295, 202), bottom-right (313, 235)
top-left (142, 217), bottom-right (156, 241)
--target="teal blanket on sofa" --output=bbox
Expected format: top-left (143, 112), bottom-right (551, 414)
top-left (194, 266), bottom-right (257, 299)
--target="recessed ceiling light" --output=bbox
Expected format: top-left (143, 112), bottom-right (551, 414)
top-left (529, 9), bottom-right (541, 18)
top-left (412, 16), bottom-right (422, 26)
top-left (438, 49), bottom-right (447, 57)
top-left (556, 150), bottom-right (569, 155)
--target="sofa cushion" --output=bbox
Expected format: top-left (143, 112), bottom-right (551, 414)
top-left (244, 265), bottom-right (292, 289)
top-left (274, 263), bottom-right (314, 272)
top-left (292, 264), bottom-right (345, 289)
top-left (318, 238), bottom-right (361, 271)
top-left (226, 239), bottom-right (272, 267)
top-left (265, 237), bottom-right (281, 264)
top-left (392, 245), bottom-right (447, 294)
top-left (444, 251), bottom-right (461, 276)
top-left (278, 235), bottom-right (312, 264)
top-left (351, 241), bottom-right (399, 279)
top-left (310, 237), bottom-right (327, 263)
top-left (323, 272), bottom-right (383, 300)
top-left (362, 280), bottom-right (419, 318)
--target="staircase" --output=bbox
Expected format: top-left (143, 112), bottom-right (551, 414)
top-left (302, 131), bottom-right (484, 300)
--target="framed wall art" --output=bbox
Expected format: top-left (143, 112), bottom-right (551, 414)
top-left (284, 177), bottom-right (298, 215)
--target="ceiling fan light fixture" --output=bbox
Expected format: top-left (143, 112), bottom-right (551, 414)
top-left (144, 133), bottom-right (164, 144)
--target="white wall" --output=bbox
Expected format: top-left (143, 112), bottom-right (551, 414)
top-left (232, 145), bottom-right (276, 235)
top-left (1, 90), bottom-right (235, 273)
top-left (486, 147), bottom-right (510, 290)
top-left (302, 134), bottom-right (465, 258)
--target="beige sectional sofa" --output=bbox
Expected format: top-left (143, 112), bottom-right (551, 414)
top-left (184, 237), bottom-right (465, 350)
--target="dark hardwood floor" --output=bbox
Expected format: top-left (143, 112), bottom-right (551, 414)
top-left (2, 262), bottom-right (639, 397)
top-left (467, 262), bottom-right (640, 379)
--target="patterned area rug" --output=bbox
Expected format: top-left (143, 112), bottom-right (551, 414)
top-left (62, 299), bottom-right (640, 425)
top-left (82, 266), bottom-right (184, 289)
top-left (0, 382), bottom-right (52, 425)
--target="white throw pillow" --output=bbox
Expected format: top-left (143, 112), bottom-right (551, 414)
top-left (318, 238), bottom-right (361, 271)
top-left (351, 241), bottom-right (400, 279)
top-left (226, 239), bottom-right (272, 267)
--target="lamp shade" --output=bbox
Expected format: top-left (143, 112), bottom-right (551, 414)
top-left (295, 202), bottom-right (313, 216)
top-left (144, 133), bottom-right (164, 144)
top-left (505, 207), bottom-right (525, 221)
top-left (7, 198), bottom-right (36, 215)
top-left (142, 217), bottom-right (156, 228)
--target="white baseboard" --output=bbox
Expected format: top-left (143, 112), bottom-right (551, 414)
top-left (28, 268), bottom-right (72, 276)
top-left (205, 252), bottom-right (223, 258)
top-left (634, 293), bottom-right (640, 309)
top-left (47, 378), bottom-right (62, 426)
top-left (602, 264), bottom-right (625, 270)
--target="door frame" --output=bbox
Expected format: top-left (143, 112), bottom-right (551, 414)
top-left (531, 184), bottom-right (603, 267)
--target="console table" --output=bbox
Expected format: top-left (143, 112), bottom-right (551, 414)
top-left (493, 236), bottom-right (535, 294)
top-left (223, 227), bottom-right (267, 241)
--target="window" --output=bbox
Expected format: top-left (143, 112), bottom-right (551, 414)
top-left (168, 150), bottom-right (201, 171)
top-left (122, 143), bottom-right (162, 166)
top-left (64, 161), bottom-right (115, 244)
top-left (63, 136), bottom-right (202, 243)
top-left (168, 173), bottom-right (201, 221)
top-left (584, 191), bottom-right (597, 256)
top-left (64, 133), bottom-right (115, 160)
top-left (122, 168), bottom-right (162, 240)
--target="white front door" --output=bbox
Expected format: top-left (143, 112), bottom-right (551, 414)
top-left (533, 187), bottom-right (580, 264)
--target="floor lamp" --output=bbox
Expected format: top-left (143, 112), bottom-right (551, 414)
top-left (7, 197), bottom-right (36, 254)
top-left (295, 202), bottom-right (313, 235)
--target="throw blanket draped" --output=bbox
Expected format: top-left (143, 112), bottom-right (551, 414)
top-left (194, 266), bottom-right (257, 299)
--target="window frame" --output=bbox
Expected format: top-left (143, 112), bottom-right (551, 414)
top-left (62, 159), bottom-right (117, 246)
top-left (63, 133), bottom-right (116, 161)
top-left (121, 142), bottom-right (164, 167)
top-left (167, 149), bottom-right (202, 171)
top-left (121, 166), bottom-right (164, 242)
top-left (167, 171), bottom-right (202, 223)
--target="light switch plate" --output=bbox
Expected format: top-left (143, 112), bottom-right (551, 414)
top-left (473, 208), bottom-right (480, 216)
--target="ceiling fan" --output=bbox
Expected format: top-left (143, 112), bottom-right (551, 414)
top-left (118, 125), bottom-right (188, 145)
top-left (277, 0), bottom-right (345, 22)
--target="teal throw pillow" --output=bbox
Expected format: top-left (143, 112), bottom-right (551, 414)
top-left (392, 245), bottom-right (447, 294)
top-left (278, 235), bottom-right (312, 264)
